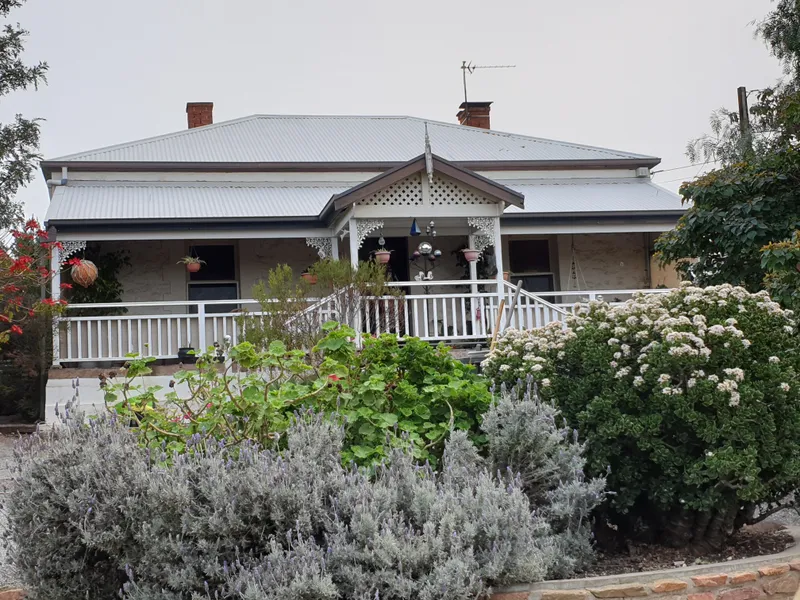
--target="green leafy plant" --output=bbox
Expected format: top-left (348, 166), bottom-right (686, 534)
top-left (177, 255), bottom-right (205, 265)
top-left (244, 259), bottom-right (402, 351)
top-left (102, 339), bottom-right (327, 456)
top-left (760, 231), bottom-right (800, 313)
top-left (315, 323), bottom-right (491, 465)
top-left (104, 323), bottom-right (491, 466)
top-left (483, 284), bottom-right (800, 550)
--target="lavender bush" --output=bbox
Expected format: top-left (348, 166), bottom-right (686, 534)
top-left (6, 394), bottom-right (598, 600)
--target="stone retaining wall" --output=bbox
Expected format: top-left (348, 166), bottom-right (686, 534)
top-left (495, 546), bottom-right (800, 600)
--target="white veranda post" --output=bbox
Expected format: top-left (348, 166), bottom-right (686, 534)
top-left (50, 244), bottom-right (61, 367)
top-left (467, 234), bottom-right (478, 296)
top-left (347, 218), bottom-right (362, 344)
top-left (348, 218), bottom-right (359, 269)
top-left (493, 216), bottom-right (504, 323)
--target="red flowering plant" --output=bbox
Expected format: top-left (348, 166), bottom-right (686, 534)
top-left (0, 218), bottom-right (70, 346)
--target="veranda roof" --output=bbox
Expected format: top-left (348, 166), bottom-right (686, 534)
top-left (45, 178), bottom-right (683, 224)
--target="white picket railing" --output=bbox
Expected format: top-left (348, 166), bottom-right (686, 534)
top-left (53, 283), bottom-right (670, 365)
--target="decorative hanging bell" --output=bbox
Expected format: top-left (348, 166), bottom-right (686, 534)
top-left (409, 218), bottom-right (422, 236)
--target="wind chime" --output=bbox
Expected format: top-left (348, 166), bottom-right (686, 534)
top-left (566, 235), bottom-right (587, 293)
top-left (409, 219), bottom-right (441, 292)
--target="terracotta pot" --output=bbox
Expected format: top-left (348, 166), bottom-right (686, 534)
top-left (461, 248), bottom-right (480, 262)
top-left (374, 250), bottom-right (392, 264)
top-left (301, 272), bottom-right (318, 285)
top-left (70, 260), bottom-right (98, 288)
top-left (186, 262), bottom-right (202, 273)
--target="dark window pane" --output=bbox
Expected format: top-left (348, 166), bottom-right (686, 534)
top-left (509, 240), bottom-right (550, 273)
top-left (189, 245), bottom-right (236, 281)
top-left (519, 274), bottom-right (554, 293)
top-left (188, 283), bottom-right (239, 314)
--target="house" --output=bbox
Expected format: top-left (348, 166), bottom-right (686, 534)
top-left (42, 100), bottom-right (684, 419)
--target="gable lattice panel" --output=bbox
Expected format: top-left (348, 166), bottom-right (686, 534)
top-left (359, 174), bottom-right (423, 206)
top-left (430, 175), bottom-right (494, 206)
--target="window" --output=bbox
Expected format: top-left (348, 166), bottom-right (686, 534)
top-left (509, 239), bottom-right (551, 273)
top-left (509, 239), bottom-right (554, 293)
top-left (187, 245), bottom-right (238, 314)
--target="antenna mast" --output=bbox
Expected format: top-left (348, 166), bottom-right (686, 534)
top-left (461, 61), bottom-right (516, 104)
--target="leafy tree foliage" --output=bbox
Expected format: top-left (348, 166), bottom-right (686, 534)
top-left (656, 149), bottom-right (800, 290)
top-left (0, 0), bottom-right (47, 229)
top-left (657, 1), bottom-right (800, 290)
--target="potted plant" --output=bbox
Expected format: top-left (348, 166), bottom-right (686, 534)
top-left (374, 249), bottom-right (393, 264)
top-left (178, 256), bottom-right (205, 273)
top-left (301, 268), bottom-right (317, 285)
top-left (461, 248), bottom-right (480, 263)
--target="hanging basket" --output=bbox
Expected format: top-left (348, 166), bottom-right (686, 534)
top-left (461, 248), bottom-right (480, 263)
top-left (301, 272), bottom-right (318, 285)
top-left (70, 260), bottom-right (98, 288)
top-left (186, 262), bottom-right (202, 273)
top-left (374, 250), bottom-right (393, 264)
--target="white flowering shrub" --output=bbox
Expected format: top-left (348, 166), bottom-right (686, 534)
top-left (482, 284), bottom-right (800, 550)
top-left (7, 405), bottom-right (591, 599)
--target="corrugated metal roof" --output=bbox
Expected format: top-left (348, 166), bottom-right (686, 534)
top-left (45, 178), bottom-right (683, 223)
top-left (45, 183), bottom-right (348, 222)
top-left (504, 179), bottom-right (684, 214)
top-left (47, 115), bottom-right (657, 164)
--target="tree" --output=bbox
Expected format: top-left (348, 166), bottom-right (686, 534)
top-left (656, 0), bottom-right (800, 290)
top-left (0, 0), bottom-right (48, 230)
top-left (0, 218), bottom-right (68, 346)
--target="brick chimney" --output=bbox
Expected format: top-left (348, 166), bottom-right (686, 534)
top-left (457, 101), bottom-right (492, 129)
top-left (186, 102), bottom-right (214, 129)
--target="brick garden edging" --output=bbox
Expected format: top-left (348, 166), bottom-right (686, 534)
top-left (493, 528), bottom-right (800, 600)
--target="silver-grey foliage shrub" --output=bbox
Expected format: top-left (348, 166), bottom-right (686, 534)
top-left (482, 380), bottom-right (606, 577)
top-left (8, 396), bottom-right (598, 600)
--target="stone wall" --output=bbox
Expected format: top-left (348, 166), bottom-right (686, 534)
top-left (494, 550), bottom-right (800, 600)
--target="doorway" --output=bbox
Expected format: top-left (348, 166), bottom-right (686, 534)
top-left (359, 237), bottom-right (410, 283)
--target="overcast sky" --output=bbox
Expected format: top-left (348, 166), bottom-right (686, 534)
top-left (2, 0), bottom-right (783, 220)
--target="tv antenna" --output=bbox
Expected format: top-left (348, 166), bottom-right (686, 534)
top-left (461, 60), bottom-right (516, 104)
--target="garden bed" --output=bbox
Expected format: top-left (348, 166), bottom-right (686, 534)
top-left (576, 525), bottom-right (796, 578)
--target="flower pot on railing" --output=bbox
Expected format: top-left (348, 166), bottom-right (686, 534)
top-left (374, 250), bottom-right (392, 264)
top-left (461, 248), bottom-right (480, 263)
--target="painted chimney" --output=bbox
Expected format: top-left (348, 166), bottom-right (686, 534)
top-left (186, 102), bottom-right (214, 129)
top-left (457, 101), bottom-right (492, 129)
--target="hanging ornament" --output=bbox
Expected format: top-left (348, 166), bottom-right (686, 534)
top-left (71, 260), bottom-right (98, 288)
top-left (378, 236), bottom-right (386, 247)
top-left (409, 219), bottom-right (422, 236)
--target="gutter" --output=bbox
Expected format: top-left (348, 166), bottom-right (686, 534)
top-left (39, 157), bottom-right (662, 177)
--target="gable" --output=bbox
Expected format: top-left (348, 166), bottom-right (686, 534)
top-left (331, 154), bottom-right (524, 211)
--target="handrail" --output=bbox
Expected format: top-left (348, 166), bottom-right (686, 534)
top-left (501, 281), bottom-right (570, 316)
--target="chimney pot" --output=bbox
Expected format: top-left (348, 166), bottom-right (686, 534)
top-left (186, 102), bottom-right (214, 129)
top-left (457, 101), bottom-right (492, 129)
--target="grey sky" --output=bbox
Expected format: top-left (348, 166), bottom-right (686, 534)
top-left (2, 0), bottom-right (783, 221)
